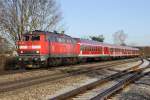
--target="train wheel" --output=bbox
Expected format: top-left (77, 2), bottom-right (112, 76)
top-left (73, 58), bottom-right (78, 64)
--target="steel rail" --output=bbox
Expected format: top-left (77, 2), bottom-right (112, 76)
top-left (0, 58), bottom-right (139, 76)
top-left (0, 58), bottom-right (139, 92)
top-left (91, 60), bottom-right (150, 100)
top-left (49, 59), bottom-right (143, 100)
top-left (0, 58), bottom-right (140, 93)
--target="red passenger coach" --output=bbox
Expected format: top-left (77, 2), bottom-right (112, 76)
top-left (75, 38), bottom-right (139, 60)
top-left (75, 39), bottom-right (108, 58)
top-left (17, 30), bottom-right (139, 68)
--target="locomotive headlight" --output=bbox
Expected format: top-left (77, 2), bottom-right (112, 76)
top-left (19, 58), bottom-right (22, 61)
top-left (36, 50), bottom-right (40, 53)
top-left (19, 46), bottom-right (27, 49)
top-left (20, 51), bottom-right (23, 53)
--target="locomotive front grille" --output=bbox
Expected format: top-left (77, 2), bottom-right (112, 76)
top-left (20, 50), bottom-right (39, 55)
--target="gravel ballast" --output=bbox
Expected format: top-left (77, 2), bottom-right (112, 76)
top-left (111, 69), bottom-right (150, 100)
top-left (0, 60), bottom-right (141, 100)
top-left (0, 60), bottom-right (129, 84)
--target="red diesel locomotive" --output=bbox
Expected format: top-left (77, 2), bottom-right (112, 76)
top-left (17, 30), bottom-right (139, 68)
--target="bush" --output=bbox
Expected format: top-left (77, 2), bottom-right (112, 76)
top-left (0, 55), bottom-right (17, 70)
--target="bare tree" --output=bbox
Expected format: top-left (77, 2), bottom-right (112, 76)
top-left (0, 36), bottom-right (11, 54)
top-left (113, 30), bottom-right (127, 45)
top-left (0, 0), bottom-right (62, 44)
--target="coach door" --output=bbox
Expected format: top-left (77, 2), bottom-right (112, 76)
top-left (104, 47), bottom-right (109, 55)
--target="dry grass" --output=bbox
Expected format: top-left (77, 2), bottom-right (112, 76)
top-left (0, 55), bottom-right (17, 70)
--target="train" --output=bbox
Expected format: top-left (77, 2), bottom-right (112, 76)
top-left (17, 30), bottom-right (139, 68)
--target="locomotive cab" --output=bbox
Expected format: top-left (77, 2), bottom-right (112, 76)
top-left (17, 31), bottom-right (48, 68)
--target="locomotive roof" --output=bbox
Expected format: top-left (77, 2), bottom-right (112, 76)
top-left (77, 38), bottom-right (139, 50)
top-left (24, 30), bottom-right (73, 39)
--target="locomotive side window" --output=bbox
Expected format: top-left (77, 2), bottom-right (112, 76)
top-left (48, 36), bottom-right (57, 42)
top-left (71, 39), bottom-right (76, 44)
top-left (61, 38), bottom-right (66, 43)
top-left (23, 35), bottom-right (40, 41)
top-left (66, 39), bottom-right (71, 43)
top-left (56, 37), bottom-right (62, 42)
top-left (56, 37), bottom-right (66, 43)
top-left (51, 37), bottom-right (55, 42)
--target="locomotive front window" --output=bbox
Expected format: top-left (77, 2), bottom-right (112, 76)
top-left (23, 35), bottom-right (40, 41)
top-left (24, 36), bottom-right (30, 41)
top-left (31, 35), bottom-right (40, 41)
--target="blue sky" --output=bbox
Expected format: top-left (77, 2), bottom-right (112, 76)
top-left (59, 0), bottom-right (150, 46)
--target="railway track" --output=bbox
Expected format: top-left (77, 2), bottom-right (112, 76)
top-left (0, 58), bottom-right (140, 93)
top-left (0, 58), bottom-right (139, 76)
top-left (49, 59), bottom-right (150, 100)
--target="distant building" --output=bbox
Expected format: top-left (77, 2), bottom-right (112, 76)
top-left (136, 46), bottom-right (150, 57)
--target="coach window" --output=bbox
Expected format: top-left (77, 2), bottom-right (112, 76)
top-left (83, 47), bottom-right (85, 51)
top-left (84, 47), bottom-right (86, 51)
top-left (113, 48), bottom-right (114, 52)
top-left (110, 48), bottom-right (112, 52)
top-left (111, 48), bottom-right (113, 52)
top-left (89, 47), bottom-right (91, 51)
top-left (81, 46), bottom-right (83, 51)
top-left (91, 47), bottom-right (93, 51)
top-left (92, 47), bottom-right (94, 51)
top-left (97, 47), bottom-right (99, 51)
top-left (99, 47), bottom-right (101, 50)
top-left (99, 47), bottom-right (101, 51)
top-left (86, 47), bottom-right (88, 51)
top-left (82, 47), bottom-right (84, 51)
